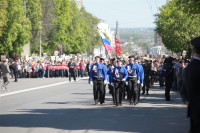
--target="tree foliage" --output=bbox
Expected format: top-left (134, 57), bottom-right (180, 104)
top-left (46, 0), bottom-right (101, 55)
top-left (0, 0), bottom-right (8, 37)
top-left (0, 0), bottom-right (31, 55)
top-left (0, 0), bottom-right (101, 56)
top-left (26, 0), bottom-right (42, 54)
top-left (155, 0), bottom-right (200, 54)
top-left (177, 0), bottom-right (200, 14)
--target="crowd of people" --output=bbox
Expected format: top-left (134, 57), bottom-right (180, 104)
top-left (1, 37), bottom-right (200, 133)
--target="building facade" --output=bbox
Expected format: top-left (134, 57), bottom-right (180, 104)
top-left (154, 31), bottom-right (164, 46)
top-left (74, 0), bottom-right (83, 9)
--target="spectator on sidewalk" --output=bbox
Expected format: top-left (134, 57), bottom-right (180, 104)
top-left (80, 60), bottom-right (85, 77)
top-left (0, 59), bottom-right (11, 90)
top-left (184, 36), bottom-right (200, 133)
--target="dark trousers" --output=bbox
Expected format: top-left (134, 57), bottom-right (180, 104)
top-left (142, 80), bottom-right (150, 94)
top-left (138, 84), bottom-right (141, 101)
top-left (103, 84), bottom-right (106, 102)
top-left (165, 79), bottom-right (172, 101)
top-left (14, 72), bottom-right (18, 81)
top-left (93, 78), bottom-right (104, 103)
top-left (190, 118), bottom-right (200, 133)
top-left (114, 81), bottom-right (124, 105)
top-left (80, 69), bottom-right (84, 77)
top-left (128, 78), bottom-right (138, 103)
top-left (159, 76), bottom-right (164, 87)
top-left (69, 69), bottom-right (76, 81)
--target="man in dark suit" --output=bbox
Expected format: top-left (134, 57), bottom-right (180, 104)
top-left (184, 36), bottom-right (200, 133)
top-left (68, 58), bottom-right (76, 82)
top-left (12, 60), bottom-right (18, 82)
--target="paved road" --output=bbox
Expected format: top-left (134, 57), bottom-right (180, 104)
top-left (0, 78), bottom-right (189, 133)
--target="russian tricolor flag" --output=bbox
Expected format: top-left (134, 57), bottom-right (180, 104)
top-left (100, 32), bottom-right (114, 51)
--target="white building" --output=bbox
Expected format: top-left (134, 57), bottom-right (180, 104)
top-left (74, 0), bottom-right (83, 9)
top-left (150, 46), bottom-right (166, 55)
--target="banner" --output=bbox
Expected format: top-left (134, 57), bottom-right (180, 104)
top-left (115, 36), bottom-right (122, 54)
top-left (48, 65), bottom-right (69, 70)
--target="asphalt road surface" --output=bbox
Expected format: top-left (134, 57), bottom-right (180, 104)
top-left (0, 77), bottom-right (189, 133)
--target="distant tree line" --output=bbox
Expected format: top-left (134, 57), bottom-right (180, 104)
top-left (0, 0), bottom-right (101, 56)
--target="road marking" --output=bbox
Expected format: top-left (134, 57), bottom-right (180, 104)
top-left (0, 77), bottom-right (88, 98)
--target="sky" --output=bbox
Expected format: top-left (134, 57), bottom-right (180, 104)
top-left (83, 0), bottom-right (167, 28)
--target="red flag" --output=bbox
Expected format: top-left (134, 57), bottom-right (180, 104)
top-left (115, 36), bottom-right (122, 54)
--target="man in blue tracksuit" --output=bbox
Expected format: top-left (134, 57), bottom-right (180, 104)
top-left (90, 56), bottom-right (107, 105)
top-left (135, 57), bottom-right (144, 102)
top-left (100, 57), bottom-right (107, 103)
top-left (111, 59), bottom-right (128, 106)
top-left (126, 55), bottom-right (140, 105)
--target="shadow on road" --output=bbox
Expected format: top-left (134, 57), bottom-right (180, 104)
top-left (0, 105), bottom-right (188, 133)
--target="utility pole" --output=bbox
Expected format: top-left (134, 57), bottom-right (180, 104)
top-left (116, 21), bottom-right (119, 38)
top-left (39, 32), bottom-right (42, 57)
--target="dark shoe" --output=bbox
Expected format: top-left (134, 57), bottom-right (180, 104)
top-left (14, 81), bottom-right (17, 82)
top-left (142, 92), bottom-right (145, 95)
top-left (134, 101), bottom-right (138, 105)
top-left (146, 92), bottom-right (149, 95)
top-left (130, 101), bottom-right (133, 105)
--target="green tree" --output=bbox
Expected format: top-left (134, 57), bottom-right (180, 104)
top-left (0, 0), bottom-right (8, 37)
top-left (46, 0), bottom-right (72, 54)
top-left (47, 0), bottom-right (101, 55)
top-left (177, 0), bottom-right (200, 14)
top-left (26, 0), bottom-right (42, 54)
top-left (0, 0), bottom-right (31, 55)
top-left (80, 7), bottom-right (101, 54)
top-left (155, 0), bottom-right (200, 54)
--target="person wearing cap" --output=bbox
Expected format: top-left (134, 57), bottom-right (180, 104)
top-left (135, 57), bottom-right (144, 102)
top-left (110, 59), bottom-right (128, 106)
top-left (100, 57), bottom-right (107, 103)
top-left (68, 58), bottom-right (76, 82)
top-left (107, 58), bottom-right (118, 104)
top-left (163, 56), bottom-right (174, 101)
top-left (0, 59), bottom-right (10, 90)
top-left (90, 56), bottom-right (107, 105)
top-left (126, 55), bottom-right (140, 105)
top-left (142, 59), bottom-right (151, 95)
top-left (184, 36), bottom-right (200, 133)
